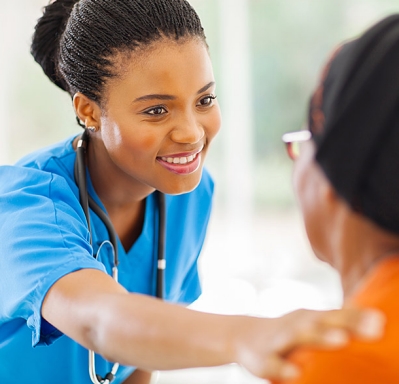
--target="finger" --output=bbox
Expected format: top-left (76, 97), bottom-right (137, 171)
top-left (242, 353), bottom-right (300, 382)
top-left (255, 356), bottom-right (300, 382)
top-left (287, 321), bottom-right (349, 351)
top-left (316, 307), bottom-right (385, 341)
top-left (277, 307), bottom-right (385, 354)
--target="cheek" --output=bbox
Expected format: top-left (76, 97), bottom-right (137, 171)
top-left (293, 159), bottom-right (307, 210)
top-left (100, 117), bottom-right (124, 149)
top-left (205, 106), bottom-right (222, 141)
top-left (131, 133), bottom-right (158, 153)
top-left (293, 160), bottom-right (323, 249)
top-left (101, 118), bottom-right (159, 157)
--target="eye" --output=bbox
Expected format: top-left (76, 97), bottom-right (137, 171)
top-left (198, 94), bottom-right (217, 107)
top-left (143, 106), bottom-right (168, 116)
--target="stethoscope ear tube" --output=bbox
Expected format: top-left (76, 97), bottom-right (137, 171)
top-left (76, 130), bottom-right (92, 238)
top-left (74, 130), bottom-right (119, 267)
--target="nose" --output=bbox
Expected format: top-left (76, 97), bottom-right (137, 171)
top-left (170, 112), bottom-right (205, 145)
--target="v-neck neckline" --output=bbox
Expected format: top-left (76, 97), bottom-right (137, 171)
top-left (85, 169), bottom-right (155, 258)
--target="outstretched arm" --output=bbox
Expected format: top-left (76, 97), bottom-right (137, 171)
top-left (122, 369), bottom-right (152, 384)
top-left (42, 269), bottom-right (384, 381)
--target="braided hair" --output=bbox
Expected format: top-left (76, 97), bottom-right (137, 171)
top-left (31, 0), bottom-right (206, 107)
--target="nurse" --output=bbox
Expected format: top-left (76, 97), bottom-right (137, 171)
top-left (0, 1), bottom-right (384, 383)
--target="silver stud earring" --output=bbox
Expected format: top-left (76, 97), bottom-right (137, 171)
top-left (87, 126), bottom-right (97, 132)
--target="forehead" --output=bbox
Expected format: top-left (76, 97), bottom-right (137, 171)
top-left (105, 37), bottom-right (213, 97)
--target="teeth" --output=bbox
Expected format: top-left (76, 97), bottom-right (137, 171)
top-left (161, 153), bottom-right (197, 164)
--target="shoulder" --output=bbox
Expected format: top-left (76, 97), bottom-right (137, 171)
top-left (0, 163), bottom-right (78, 205)
top-left (15, 135), bottom-right (77, 176)
top-left (189, 167), bottom-right (214, 201)
top-left (165, 167), bottom-right (214, 218)
top-left (0, 163), bottom-right (85, 242)
top-left (1, 135), bottom-right (79, 201)
top-left (199, 167), bottom-right (215, 192)
top-left (172, 167), bottom-right (214, 201)
top-left (162, 167), bottom-right (215, 252)
top-left (282, 258), bottom-right (399, 384)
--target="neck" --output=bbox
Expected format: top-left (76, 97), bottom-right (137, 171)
top-left (82, 135), bottom-right (155, 251)
top-left (106, 199), bottom-right (147, 252)
top-left (328, 210), bottom-right (399, 298)
top-left (86, 137), bottom-right (155, 206)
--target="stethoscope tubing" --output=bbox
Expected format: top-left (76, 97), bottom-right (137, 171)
top-left (74, 130), bottom-right (165, 383)
top-left (156, 192), bottom-right (166, 299)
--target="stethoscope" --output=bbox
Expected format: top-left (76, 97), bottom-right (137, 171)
top-left (74, 129), bottom-right (166, 384)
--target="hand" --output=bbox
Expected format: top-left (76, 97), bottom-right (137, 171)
top-left (42, 270), bottom-right (384, 378)
top-left (233, 307), bottom-right (385, 381)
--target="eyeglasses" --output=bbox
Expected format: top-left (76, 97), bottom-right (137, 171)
top-left (282, 130), bottom-right (312, 160)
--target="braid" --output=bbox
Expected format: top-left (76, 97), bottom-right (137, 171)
top-left (31, 0), bottom-right (206, 106)
top-left (31, 0), bottom-right (80, 92)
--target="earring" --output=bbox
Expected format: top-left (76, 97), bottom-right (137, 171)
top-left (87, 126), bottom-right (97, 132)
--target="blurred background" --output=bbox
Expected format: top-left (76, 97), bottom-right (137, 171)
top-left (1, 0), bottom-right (399, 383)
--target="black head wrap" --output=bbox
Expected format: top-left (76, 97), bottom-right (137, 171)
top-left (308, 14), bottom-right (399, 234)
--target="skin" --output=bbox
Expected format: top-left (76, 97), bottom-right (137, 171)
top-left (42, 38), bottom-right (385, 384)
top-left (293, 140), bottom-right (399, 297)
top-left (74, 38), bottom-right (220, 250)
top-left (122, 368), bottom-right (152, 384)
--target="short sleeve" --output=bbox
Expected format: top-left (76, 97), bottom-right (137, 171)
top-left (0, 166), bottom-right (106, 347)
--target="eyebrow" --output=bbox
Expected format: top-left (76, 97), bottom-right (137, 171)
top-left (197, 81), bottom-right (215, 94)
top-left (133, 81), bottom-right (215, 103)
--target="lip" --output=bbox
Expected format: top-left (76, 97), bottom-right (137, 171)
top-left (160, 145), bottom-right (204, 159)
top-left (157, 146), bottom-right (204, 175)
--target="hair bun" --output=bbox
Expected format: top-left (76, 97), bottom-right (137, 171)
top-left (31, 0), bottom-right (79, 92)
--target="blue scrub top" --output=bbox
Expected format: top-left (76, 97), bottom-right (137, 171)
top-left (0, 135), bottom-right (214, 384)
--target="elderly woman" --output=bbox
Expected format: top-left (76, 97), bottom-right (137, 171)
top-left (280, 13), bottom-right (399, 384)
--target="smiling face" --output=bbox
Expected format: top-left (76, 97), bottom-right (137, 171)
top-left (82, 37), bottom-right (221, 199)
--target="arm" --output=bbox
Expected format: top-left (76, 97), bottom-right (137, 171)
top-left (123, 369), bottom-right (152, 384)
top-left (43, 269), bottom-right (238, 369)
top-left (42, 269), bottom-right (384, 381)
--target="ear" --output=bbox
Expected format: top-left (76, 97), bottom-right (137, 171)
top-left (73, 93), bottom-right (102, 129)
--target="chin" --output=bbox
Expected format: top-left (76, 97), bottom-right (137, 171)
top-left (309, 242), bottom-right (333, 267)
top-left (305, 227), bottom-right (330, 264)
top-left (160, 173), bottom-right (203, 196)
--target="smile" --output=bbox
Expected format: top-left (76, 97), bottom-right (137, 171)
top-left (161, 152), bottom-right (199, 164)
top-left (157, 147), bottom-right (203, 175)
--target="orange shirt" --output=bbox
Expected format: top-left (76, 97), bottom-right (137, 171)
top-left (274, 257), bottom-right (399, 384)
